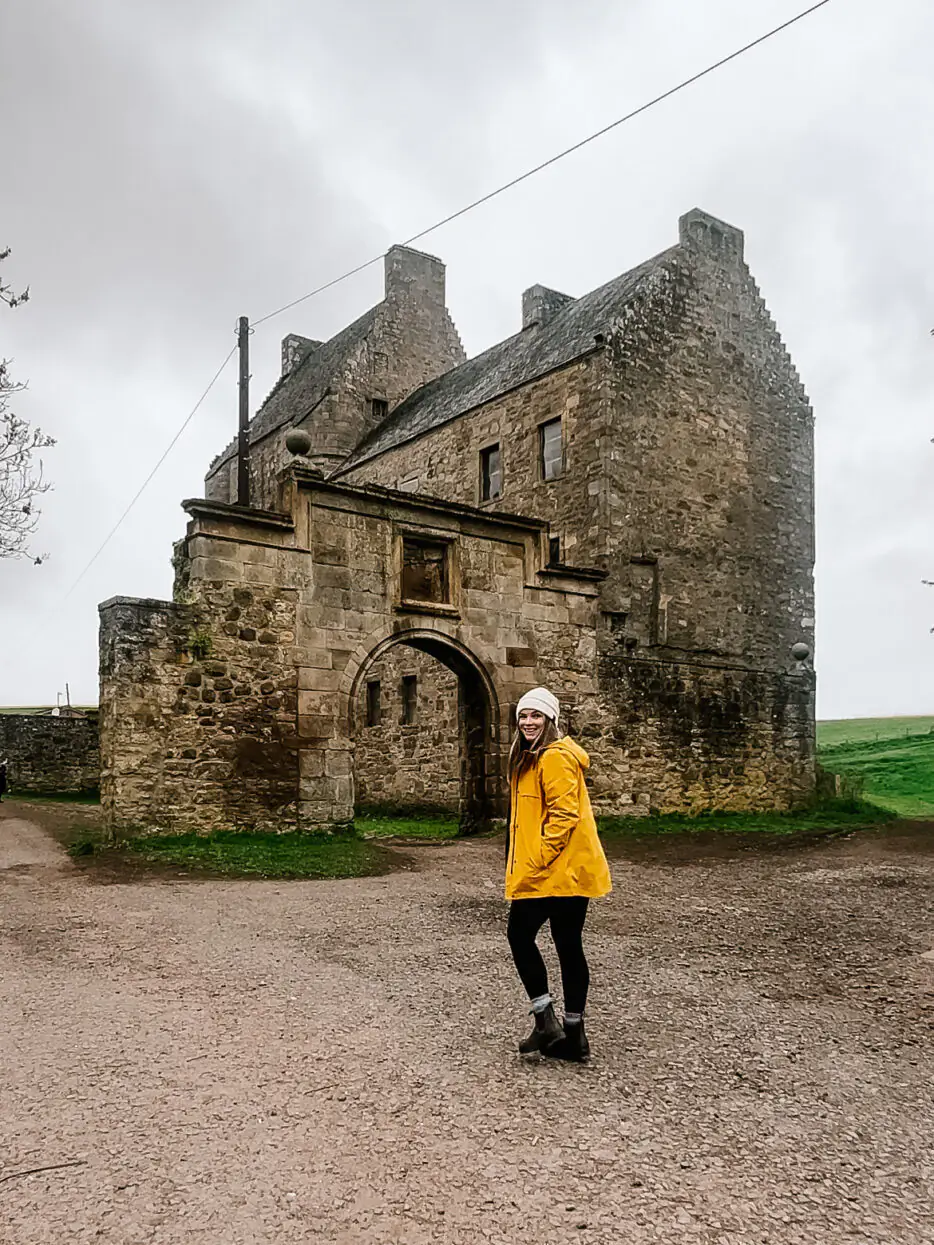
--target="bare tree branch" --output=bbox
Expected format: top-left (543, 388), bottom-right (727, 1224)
top-left (1, 248), bottom-right (52, 562)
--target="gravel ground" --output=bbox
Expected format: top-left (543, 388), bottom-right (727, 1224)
top-left (1, 807), bottom-right (933, 1244)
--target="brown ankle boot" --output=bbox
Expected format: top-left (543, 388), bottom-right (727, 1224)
top-left (545, 1018), bottom-right (590, 1062)
top-left (518, 1003), bottom-right (564, 1054)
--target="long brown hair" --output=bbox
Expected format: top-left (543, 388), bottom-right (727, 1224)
top-left (508, 717), bottom-right (562, 780)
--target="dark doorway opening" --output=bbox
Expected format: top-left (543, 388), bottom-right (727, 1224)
top-left (352, 632), bottom-right (497, 834)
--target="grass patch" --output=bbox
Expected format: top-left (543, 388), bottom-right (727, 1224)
top-left (76, 829), bottom-right (401, 880)
top-left (355, 810), bottom-right (461, 841)
top-left (819, 733), bottom-right (934, 818)
top-left (10, 791), bottom-right (100, 805)
top-left (597, 797), bottom-right (894, 840)
top-left (122, 830), bottom-right (397, 879)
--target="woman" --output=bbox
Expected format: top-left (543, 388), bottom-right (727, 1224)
top-left (505, 688), bottom-right (612, 1062)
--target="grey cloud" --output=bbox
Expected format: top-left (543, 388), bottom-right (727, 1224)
top-left (1, 0), bottom-right (932, 718)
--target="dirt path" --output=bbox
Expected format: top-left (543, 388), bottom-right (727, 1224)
top-left (1, 808), bottom-right (933, 1244)
top-left (0, 813), bottom-right (72, 872)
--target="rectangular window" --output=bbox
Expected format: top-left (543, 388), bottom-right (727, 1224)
top-left (401, 675), bottom-right (417, 725)
top-left (366, 680), bottom-right (381, 727)
top-left (480, 443), bottom-right (502, 501)
top-left (402, 537), bottom-right (448, 604)
top-left (548, 536), bottom-right (561, 565)
top-left (540, 417), bottom-right (563, 481)
top-left (370, 398), bottom-right (389, 422)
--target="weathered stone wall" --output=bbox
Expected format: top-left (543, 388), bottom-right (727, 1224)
top-left (0, 715), bottom-right (99, 795)
top-left (582, 654), bottom-right (814, 813)
top-left (100, 553), bottom-right (301, 836)
top-left (597, 211), bottom-right (814, 669)
top-left (354, 646), bottom-right (461, 813)
top-left (101, 471), bottom-right (815, 834)
top-left (339, 354), bottom-right (607, 570)
top-left (100, 477), bottom-right (610, 833)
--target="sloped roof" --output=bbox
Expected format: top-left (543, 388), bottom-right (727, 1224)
top-left (210, 305), bottom-right (379, 472)
top-left (339, 247), bottom-right (677, 472)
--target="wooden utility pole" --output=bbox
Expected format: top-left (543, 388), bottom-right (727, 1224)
top-left (237, 315), bottom-right (250, 506)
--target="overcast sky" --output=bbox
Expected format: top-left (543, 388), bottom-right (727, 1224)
top-left (1, 0), bottom-right (932, 719)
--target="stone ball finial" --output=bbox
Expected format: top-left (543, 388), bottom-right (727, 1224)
top-left (285, 428), bottom-right (312, 457)
top-left (791, 642), bottom-right (811, 662)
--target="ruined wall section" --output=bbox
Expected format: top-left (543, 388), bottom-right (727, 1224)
top-left (339, 354), bottom-right (607, 569)
top-left (578, 656), bottom-right (814, 814)
top-left (0, 715), bottom-right (99, 795)
top-left (99, 512), bottom-right (303, 835)
top-left (354, 647), bottom-right (460, 813)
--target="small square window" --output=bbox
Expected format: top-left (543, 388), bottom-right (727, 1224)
top-left (480, 443), bottom-right (502, 502)
top-left (548, 536), bottom-right (561, 565)
top-left (402, 537), bottom-right (449, 604)
top-left (370, 398), bottom-right (389, 422)
top-left (401, 675), bottom-right (417, 725)
top-left (366, 680), bottom-right (381, 727)
top-left (540, 417), bottom-right (563, 481)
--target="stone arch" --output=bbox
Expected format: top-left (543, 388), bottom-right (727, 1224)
top-left (344, 625), bottom-right (503, 832)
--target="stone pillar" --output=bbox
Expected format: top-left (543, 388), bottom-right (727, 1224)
top-left (297, 667), bottom-right (354, 828)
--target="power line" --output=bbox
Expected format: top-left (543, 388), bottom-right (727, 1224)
top-left (252, 0), bottom-right (832, 328)
top-left (61, 343), bottom-right (237, 601)
top-left (59, 0), bottom-right (831, 596)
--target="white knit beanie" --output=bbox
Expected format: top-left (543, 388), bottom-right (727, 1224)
top-left (516, 687), bottom-right (560, 727)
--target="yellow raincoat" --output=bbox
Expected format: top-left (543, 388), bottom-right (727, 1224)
top-left (505, 737), bottom-right (612, 901)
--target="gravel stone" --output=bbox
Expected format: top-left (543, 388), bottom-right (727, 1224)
top-left (2, 811), bottom-right (933, 1243)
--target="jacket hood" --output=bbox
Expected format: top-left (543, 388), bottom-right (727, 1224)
top-left (545, 735), bottom-right (590, 770)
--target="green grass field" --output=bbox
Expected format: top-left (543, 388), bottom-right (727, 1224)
top-left (818, 716), bottom-right (934, 818)
top-left (817, 716), bottom-right (934, 748)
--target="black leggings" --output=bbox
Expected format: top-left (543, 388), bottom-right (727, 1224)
top-left (507, 897), bottom-right (590, 1015)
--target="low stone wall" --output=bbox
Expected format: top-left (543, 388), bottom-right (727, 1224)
top-left (0, 715), bottom-right (100, 795)
top-left (99, 591), bottom-right (300, 837)
top-left (581, 652), bottom-right (816, 814)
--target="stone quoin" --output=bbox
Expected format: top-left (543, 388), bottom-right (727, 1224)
top-left (99, 209), bottom-right (815, 834)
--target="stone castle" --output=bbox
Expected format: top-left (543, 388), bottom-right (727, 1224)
top-left (99, 208), bottom-right (815, 833)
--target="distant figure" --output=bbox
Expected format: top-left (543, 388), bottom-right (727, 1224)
top-left (0, 758), bottom-right (8, 802)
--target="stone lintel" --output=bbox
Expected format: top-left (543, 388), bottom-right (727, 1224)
top-left (292, 468), bottom-right (547, 536)
top-left (182, 497), bottom-right (295, 530)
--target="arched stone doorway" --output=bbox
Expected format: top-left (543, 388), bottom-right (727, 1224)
top-left (348, 629), bottom-right (501, 833)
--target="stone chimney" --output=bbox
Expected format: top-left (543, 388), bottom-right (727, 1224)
top-left (281, 334), bottom-right (322, 378)
top-left (522, 284), bottom-right (575, 330)
top-left (678, 208), bottom-right (744, 265)
top-left (384, 245), bottom-right (446, 309)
